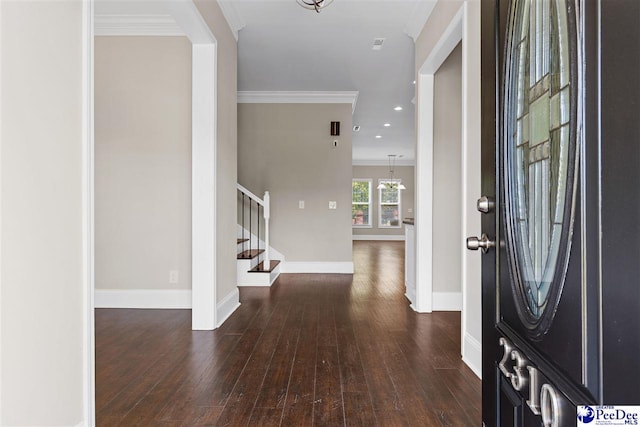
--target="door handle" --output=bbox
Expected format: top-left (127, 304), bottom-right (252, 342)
top-left (466, 233), bottom-right (496, 253)
top-left (477, 196), bottom-right (495, 213)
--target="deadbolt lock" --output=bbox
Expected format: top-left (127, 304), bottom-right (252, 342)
top-left (477, 196), bottom-right (496, 213)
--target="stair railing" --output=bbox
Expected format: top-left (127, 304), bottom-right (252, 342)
top-left (237, 184), bottom-right (270, 270)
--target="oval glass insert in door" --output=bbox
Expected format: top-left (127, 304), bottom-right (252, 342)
top-left (503, 0), bottom-right (580, 339)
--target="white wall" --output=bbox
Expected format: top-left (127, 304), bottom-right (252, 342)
top-left (95, 37), bottom-right (192, 293)
top-left (352, 165), bottom-right (414, 238)
top-left (433, 43), bottom-right (462, 294)
top-left (1, 1), bottom-right (86, 424)
top-left (238, 103), bottom-right (353, 268)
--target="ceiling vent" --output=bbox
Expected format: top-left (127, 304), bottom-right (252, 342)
top-left (372, 38), bottom-right (385, 50)
top-left (353, 125), bottom-right (361, 132)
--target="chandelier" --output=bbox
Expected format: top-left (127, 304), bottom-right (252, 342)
top-left (296, 0), bottom-right (334, 13)
top-left (377, 155), bottom-right (407, 190)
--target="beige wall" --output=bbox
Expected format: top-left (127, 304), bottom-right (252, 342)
top-left (95, 37), bottom-right (192, 291)
top-left (238, 103), bottom-right (353, 263)
top-left (352, 165), bottom-right (415, 236)
top-left (195, 0), bottom-right (238, 303)
top-left (432, 43), bottom-right (463, 294)
top-left (415, 1), bottom-right (464, 70)
top-left (1, 1), bottom-right (85, 424)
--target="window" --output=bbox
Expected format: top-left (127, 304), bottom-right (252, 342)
top-left (379, 179), bottom-right (402, 227)
top-left (352, 179), bottom-right (372, 227)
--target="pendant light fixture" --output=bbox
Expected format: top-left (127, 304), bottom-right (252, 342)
top-left (377, 155), bottom-right (406, 190)
top-left (297, 0), bottom-right (334, 13)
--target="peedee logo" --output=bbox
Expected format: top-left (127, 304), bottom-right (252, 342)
top-left (578, 406), bottom-right (596, 423)
top-left (578, 406), bottom-right (640, 426)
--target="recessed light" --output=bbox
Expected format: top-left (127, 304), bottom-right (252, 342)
top-left (384, 123), bottom-right (391, 127)
top-left (412, 80), bottom-right (416, 85)
top-left (394, 106), bottom-right (403, 111)
top-left (375, 135), bottom-right (382, 139)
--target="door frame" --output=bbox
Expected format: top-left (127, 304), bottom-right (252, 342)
top-left (82, 0), bottom-right (218, 422)
top-left (415, 1), bottom-right (483, 376)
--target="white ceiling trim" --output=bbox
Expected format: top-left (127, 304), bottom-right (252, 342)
top-left (352, 159), bottom-right (415, 167)
top-left (403, 1), bottom-right (437, 42)
top-left (217, 0), bottom-right (245, 41)
top-left (95, 14), bottom-right (184, 37)
top-left (238, 91), bottom-right (360, 114)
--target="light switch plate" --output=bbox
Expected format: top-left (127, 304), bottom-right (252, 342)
top-left (299, 200), bottom-right (305, 209)
top-left (329, 201), bottom-right (337, 210)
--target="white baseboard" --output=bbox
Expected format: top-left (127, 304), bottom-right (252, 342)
top-left (433, 291), bottom-right (462, 311)
top-left (216, 288), bottom-right (240, 327)
top-left (352, 234), bottom-right (405, 241)
top-left (95, 289), bottom-right (191, 309)
top-left (463, 332), bottom-right (482, 379)
top-left (280, 261), bottom-right (354, 274)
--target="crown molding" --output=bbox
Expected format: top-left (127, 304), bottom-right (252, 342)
top-left (217, 0), bottom-right (245, 41)
top-left (238, 91), bottom-right (359, 114)
top-left (352, 159), bottom-right (415, 167)
top-left (403, 1), bottom-right (437, 42)
top-left (95, 14), bottom-right (184, 37)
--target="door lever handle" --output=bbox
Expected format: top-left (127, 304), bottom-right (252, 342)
top-left (466, 233), bottom-right (496, 253)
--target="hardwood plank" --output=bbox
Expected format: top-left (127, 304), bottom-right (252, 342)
top-left (214, 303), bottom-right (291, 425)
top-left (95, 241), bottom-right (482, 427)
top-left (253, 304), bottom-right (303, 409)
top-left (343, 392), bottom-right (376, 427)
top-left (353, 321), bottom-right (404, 412)
top-left (313, 345), bottom-right (345, 426)
top-left (335, 308), bottom-right (369, 394)
top-left (248, 407), bottom-right (284, 425)
top-left (280, 305), bottom-right (319, 427)
top-left (155, 334), bottom-right (240, 422)
top-left (180, 406), bottom-right (224, 426)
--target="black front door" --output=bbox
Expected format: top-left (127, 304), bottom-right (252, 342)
top-left (478, 0), bottom-right (640, 425)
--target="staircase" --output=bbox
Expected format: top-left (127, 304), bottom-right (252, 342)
top-left (237, 184), bottom-right (281, 286)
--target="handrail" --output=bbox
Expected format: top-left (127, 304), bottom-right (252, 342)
top-left (237, 184), bottom-right (271, 270)
top-left (237, 183), bottom-right (264, 205)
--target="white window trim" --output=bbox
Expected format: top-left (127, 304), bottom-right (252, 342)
top-left (378, 178), bottom-right (402, 228)
top-left (352, 178), bottom-right (372, 227)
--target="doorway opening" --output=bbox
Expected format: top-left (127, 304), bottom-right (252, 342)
top-left (415, 2), bottom-right (482, 377)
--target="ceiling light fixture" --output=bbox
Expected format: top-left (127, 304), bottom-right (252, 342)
top-left (394, 106), bottom-right (403, 111)
top-left (377, 155), bottom-right (407, 190)
top-left (296, 0), bottom-right (334, 13)
top-left (384, 123), bottom-right (391, 127)
top-left (375, 135), bottom-right (382, 139)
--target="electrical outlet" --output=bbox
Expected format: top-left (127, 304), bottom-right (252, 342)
top-left (299, 200), bottom-right (305, 209)
top-left (169, 270), bottom-right (179, 284)
top-left (329, 201), bottom-right (337, 210)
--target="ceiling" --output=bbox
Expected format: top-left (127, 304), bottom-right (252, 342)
top-left (227, 0), bottom-right (435, 164)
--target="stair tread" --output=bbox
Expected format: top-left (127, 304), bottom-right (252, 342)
top-left (237, 249), bottom-right (264, 259)
top-left (237, 238), bottom-right (249, 244)
top-left (248, 260), bottom-right (281, 273)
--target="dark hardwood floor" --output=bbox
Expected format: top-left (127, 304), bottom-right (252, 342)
top-left (96, 241), bottom-right (481, 426)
